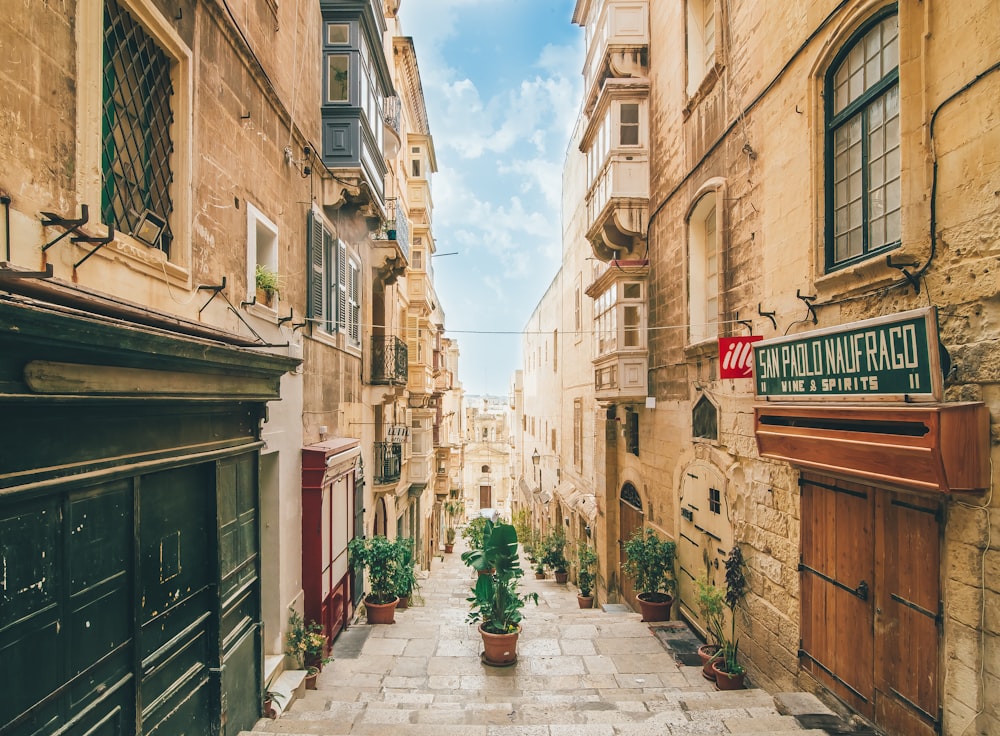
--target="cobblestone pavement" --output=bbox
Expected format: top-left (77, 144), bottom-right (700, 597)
top-left (245, 540), bottom-right (846, 736)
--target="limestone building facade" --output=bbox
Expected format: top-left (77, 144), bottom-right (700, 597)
top-left (543, 2), bottom-right (1000, 735)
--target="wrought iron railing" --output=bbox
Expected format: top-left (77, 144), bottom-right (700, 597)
top-left (371, 335), bottom-right (408, 384)
top-left (383, 95), bottom-right (401, 136)
top-left (374, 442), bottom-right (402, 485)
top-left (375, 197), bottom-right (410, 262)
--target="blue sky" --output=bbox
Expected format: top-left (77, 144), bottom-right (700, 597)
top-left (398, 0), bottom-right (584, 397)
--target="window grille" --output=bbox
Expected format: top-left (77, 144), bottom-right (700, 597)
top-left (102, 0), bottom-right (174, 254)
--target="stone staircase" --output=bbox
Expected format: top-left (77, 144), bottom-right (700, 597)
top-left (241, 551), bottom-right (852, 735)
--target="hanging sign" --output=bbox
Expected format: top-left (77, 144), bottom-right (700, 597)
top-left (719, 336), bottom-right (763, 378)
top-left (384, 424), bottom-right (409, 442)
top-left (753, 307), bottom-right (943, 401)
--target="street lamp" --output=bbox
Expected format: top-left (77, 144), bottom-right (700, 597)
top-left (532, 448), bottom-right (540, 485)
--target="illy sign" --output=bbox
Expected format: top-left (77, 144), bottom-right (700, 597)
top-left (719, 336), bottom-right (763, 379)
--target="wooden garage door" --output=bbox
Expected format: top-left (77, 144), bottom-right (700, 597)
top-left (800, 474), bottom-right (940, 736)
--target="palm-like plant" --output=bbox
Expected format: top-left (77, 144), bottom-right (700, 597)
top-left (463, 521), bottom-right (538, 634)
top-left (577, 543), bottom-right (598, 597)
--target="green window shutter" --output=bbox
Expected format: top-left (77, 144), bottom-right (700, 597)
top-left (307, 211), bottom-right (325, 323)
top-left (348, 259), bottom-right (360, 345)
top-left (336, 240), bottom-right (348, 333)
top-left (323, 229), bottom-right (334, 332)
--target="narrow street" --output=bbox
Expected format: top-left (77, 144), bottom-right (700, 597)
top-left (245, 540), bottom-right (849, 736)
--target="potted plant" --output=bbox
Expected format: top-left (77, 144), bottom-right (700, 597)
top-left (461, 516), bottom-right (492, 574)
top-left (576, 542), bottom-right (598, 608)
top-left (542, 529), bottom-right (570, 583)
top-left (711, 545), bottom-right (749, 690)
top-left (348, 535), bottom-right (402, 624)
top-left (254, 263), bottom-right (280, 306)
top-left (463, 520), bottom-right (538, 666)
top-left (393, 536), bottom-right (419, 608)
top-left (285, 608), bottom-right (327, 673)
top-left (622, 527), bottom-right (677, 622)
top-left (694, 575), bottom-right (727, 681)
top-left (534, 557), bottom-right (546, 579)
top-left (263, 689), bottom-right (284, 719)
top-left (444, 526), bottom-right (457, 553)
top-left (443, 500), bottom-right (462, 553)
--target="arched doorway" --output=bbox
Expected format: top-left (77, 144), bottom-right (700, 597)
top-left (618, 482), bottom-right (644, 610)
top-left (676, 461), bottom-right (733, 633)
top-left (373, 495), bottom-right (388, 537)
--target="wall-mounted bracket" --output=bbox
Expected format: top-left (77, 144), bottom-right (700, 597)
top-left (757, 303), bottom-right (777, 331)
top-left (41, 204), bottom-right (91, 252)
top-left (886, 255), bottom-right (921, 294)
top-left (0, 261), bottom-right (54, 279)
top-left (734, 311), bottom-right (754, 335)
top-left (796, 289), bottom-right (818, 325)
top-left (198, 276), bottom-right (227, 315)
top-left (240, 294), bottom-right (257, 309)
top-left (72, 225), bottom-right (116, 269)
top-left (278, 307), bottom-right (294, 326)
top-left (292, 321), bottom-right (308, 332)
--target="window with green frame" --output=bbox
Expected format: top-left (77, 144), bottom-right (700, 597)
top-left (825, 8), bottom-right (900, 271)
top-left (102, 0), bottom-right (175, 253)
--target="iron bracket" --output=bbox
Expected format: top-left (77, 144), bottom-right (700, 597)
top-left (292, 321), bottom-right (308, 332)
top-left (886, 255), bottom-right (921, 294)
top-left (796, 289), bottom-right (818, 325)
top-left (757, 303), bottom-right (777, 331)
top-left (0, 261), bottom-right (54, 279)
top-left (198, 277), bottom-right (227, 315)
top-left (278, 307), bottom-right (294, 326)
top-left (72, 225), bottom-right (116, 269)
top-left (733, 311), bottom-right (754, 335)
top-left (240, 294), bottom-right (257, 308)
top-left (41, 204), bottom-right (91, 252)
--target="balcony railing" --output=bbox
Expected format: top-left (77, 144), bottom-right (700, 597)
top-left (371, 335), bottom-right (408, 385)
top-left (374, 442), bottom-right (402, 484)
top-left (383, 95), bottom-right (401, 136)
top-left (374, 197), bottom-right (410, 262)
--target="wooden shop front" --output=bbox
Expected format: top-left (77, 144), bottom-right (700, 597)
top-left (752, 308), bottom-right (989, 736)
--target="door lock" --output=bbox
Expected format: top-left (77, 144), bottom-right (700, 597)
top-left (856, 580), bottom-right (869, 601)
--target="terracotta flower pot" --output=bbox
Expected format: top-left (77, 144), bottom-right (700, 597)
top-left (711, 660), bottom-right (746, 690)
top-left (479, 624), bottom-right (520, 667)
top-left (305, 670), bottom-right (319, 690)
top-left (534, 571), bottom-right (546, 579)
top-left (364, 596), bottom-right (398, 624)
top-left (397, 595), bottom-right (409, 609)
top-left (577, 594), bottom-right (594, 609)
top-left (554, 571), bottom-right (569, 584)
top-left (698, 644), bottom-right (721, 681)
top-left (637, 593), bottom-right (673, 622)
top-left (444, 543), bottom-right (454, 553)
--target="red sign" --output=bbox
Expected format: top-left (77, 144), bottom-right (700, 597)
top-left (719, 336), bottom-right (763, 379)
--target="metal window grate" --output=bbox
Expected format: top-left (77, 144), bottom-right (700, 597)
top-left (102, 0), bottom-right (175, 254)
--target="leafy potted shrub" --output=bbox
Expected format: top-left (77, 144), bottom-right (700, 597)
top-left (444, 526), bottom-right (457, 553)
top-left (694, 575), bottom-right (727, 680)
top-left (576, 543), bottom-right (598, 608)
top-left (254, 263), bottom-right (280, 306)
top-left (711, 545), bottom-right (749, 689)
top-left (348, 535), bottom-right (402, 624)
top-left (622, 527), bottom-right (677, 622)
top-left (393, 537), bottom-right (419, 608)
top-left (542, 529), bottom-right (570, 583)
top-left (534, 557), bottom-right (546, 579)
top-left (443, 500), bottom-right (462, 553)
top-left (463, 520), bottom-right (538, 666)
top-left (285, 608), bottom-right (327, 675)
top-left (461, 516), bottom-right (491, 573)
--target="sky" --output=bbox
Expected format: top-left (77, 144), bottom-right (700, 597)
top-left (397, 0), bottom-right (584, 397)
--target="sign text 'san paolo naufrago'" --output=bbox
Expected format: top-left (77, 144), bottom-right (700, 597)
top-left (752, 308), bottom-right (943, 401)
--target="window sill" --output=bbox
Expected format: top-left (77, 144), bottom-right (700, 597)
top-left (246, 300), bottom-right (279, 323)
top-left (684, 338), bottom-right (719, 360)
top-left (814, 245), bottom-right (904, 302)
top-left (682, 62), bottom-right (724, 120)
top-left (86, 229), bottom-right (190, 287)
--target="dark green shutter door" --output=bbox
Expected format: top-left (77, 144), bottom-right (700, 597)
top-left (307, 211), bottom-right (325, 325)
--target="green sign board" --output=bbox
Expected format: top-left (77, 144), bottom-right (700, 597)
top-left (754, 307), bottom-right (942, 401)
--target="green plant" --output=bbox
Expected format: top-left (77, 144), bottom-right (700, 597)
top-left (541, 529), bottom-right (569, 573)
top-left (694, 576), bottom-right (727, 648)
top-left (622, 527), bottom-right (677, 602)
top-left (348, 535), bottom-right (402, 605)
top-left (445, 526), bottom-right (457, 544)
top-left (255, 263), bottom-right (280, 298)
top-left (463, 521), bottom-right (538, 634)
top-left (577, 543), bottom-right (598, 597)
top-left (712, 545), bottom-right (748, 675)
top-left (461, 516), bottom-right (489, 551)
top-left (511, 507), bottom-right (532, 543)
top-left (285, 608), bottom-right (326, 669)
top-left (393, 537), bottom-right (420, 600)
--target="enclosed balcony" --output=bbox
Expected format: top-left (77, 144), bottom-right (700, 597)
top-left (372, 197), bottom-right (410, 284)
top-left (585, 259), bottom-right (649, 405)
top-left (383, 95), bottom-right (401, 159)
top-left (370, 335), bottom-right (408, 385)
top-left (374, 441), bottom-right (402, 485)
top-left (574, 0), bottom-right (649, 115)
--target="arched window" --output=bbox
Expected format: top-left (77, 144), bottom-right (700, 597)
top-left (481, 465), bottom-right (490, 473)
top-left (620, 482), bottom-right (642, 511)
top-left (825, 8), bottom-right (899, 271)
top-left (693, 394), bottom-right (718, 440)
